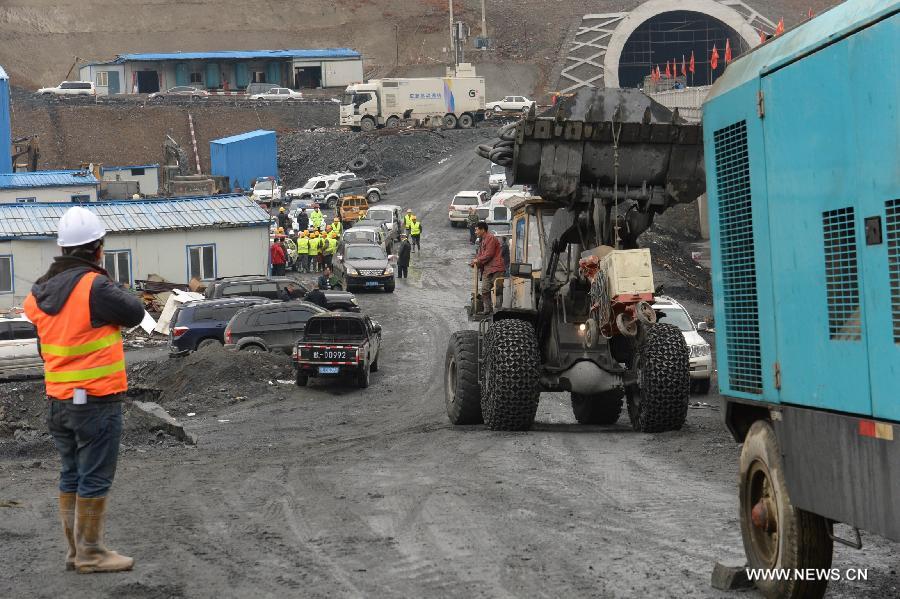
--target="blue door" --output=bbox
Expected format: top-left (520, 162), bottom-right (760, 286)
top-left (107, 71), bottom-right (120, 95)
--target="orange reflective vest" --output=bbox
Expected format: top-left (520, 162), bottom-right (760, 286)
top-left (23, 272), bottom-right (127, 400)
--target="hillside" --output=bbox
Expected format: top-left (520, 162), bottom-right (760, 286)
top-left (0, 0), bottom-right (839, 92)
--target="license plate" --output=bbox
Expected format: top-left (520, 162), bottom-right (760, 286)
top-left (312, 350), bottom-right (348, 360)
top-left (318, 366), bottom-right (340, 374)
top-left (365, 281), bottom-right (379, 287)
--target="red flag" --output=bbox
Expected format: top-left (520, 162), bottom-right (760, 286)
top-left (665, 61), bottom-right (671, 78)
top-left (689, 51), bottom-right (695, 74)
top-left (710, 45), bottom-right (719, 70)
top-left (759, 29), bottom-right (767, 44)
top-left (681, 56), bottom-right (686, 77)
top-left (725, 39), bottom-right (732, 64)
top-left (775, 18), bottom-right (784, 36)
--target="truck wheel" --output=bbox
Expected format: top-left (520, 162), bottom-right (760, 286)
top-left (385, 116), bottom-right (400, 128)
top-left (367, 191), bottom-right (380, 204)
top-left (444, 330), bottom-right (483, 425)
top-left (360, 117), bottom-right (376, 132)
top-left (570, 393), bottom-right (622, 425)
top-left (493, 105), bottom-right (502, 113)
top-left (691, 378), bottom-right (711, 395)
top-left (326, 196), bottom-right (337, 210)
top-left (295, 372), bottom-right (308, 387)
top-left (458, 113), bottom-right (474, 128)
top-left (442, 114), bottom-right (458, 129)
top-left (357, 365), bottom-right (370, 388)
top-left (740, 420), bottom-right (833, 599)
top-left (348, 156), bottom-right (368, 171)
top-left (482, 319), bottom-right (540, 431)
top-left (626, 323), bottom-right (689, 432)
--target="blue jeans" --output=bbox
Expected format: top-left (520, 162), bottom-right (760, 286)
top-left (46, 399), bottom-right (123, 498)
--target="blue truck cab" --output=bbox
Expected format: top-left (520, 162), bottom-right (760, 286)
top-left (702, 1), bottom-right (899, 596)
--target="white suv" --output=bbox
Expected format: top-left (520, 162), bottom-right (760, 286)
top-left (652, 296), bottom-right (712, 394)
top-left (286, 172), bottom-right (356, 201)
top-left (485, 95), bottom-right (535, 113)
top-left (0, 314), bottom-right (42, 379)
top-left (37, 81), bottom-right (96, 96)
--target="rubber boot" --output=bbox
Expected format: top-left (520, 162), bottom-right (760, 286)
top-left (478, 293), bottom-right (493, 316)
top-left (59, 492), bottom-right (77, 571)
top-left (74, 496), bottom-right (134, 574)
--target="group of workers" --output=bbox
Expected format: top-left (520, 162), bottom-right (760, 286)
top-left (271, 207), bottom-right (347, 275)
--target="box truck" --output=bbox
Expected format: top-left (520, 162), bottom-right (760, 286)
top-left (340, 64), bottom-right (485, 131)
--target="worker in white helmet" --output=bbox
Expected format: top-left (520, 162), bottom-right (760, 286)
top-left (23, 206), bottom-right (143, 574)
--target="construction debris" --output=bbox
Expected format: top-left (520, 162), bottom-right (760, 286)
top-left (128, 401), bottom-right (197, 445)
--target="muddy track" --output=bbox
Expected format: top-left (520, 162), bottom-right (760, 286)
top-left (0, 144), bottom-right (897, 598)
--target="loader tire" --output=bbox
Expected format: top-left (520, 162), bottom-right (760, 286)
top-left (482, 319), bottom-right (540, 431)
top-left (626, 323), bottom-right (689, 432)
top-left (571, 393), bottom-right (622, 425)
top-left (444, 330), bottom-right (483, 425)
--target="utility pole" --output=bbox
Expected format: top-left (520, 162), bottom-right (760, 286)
top-left (395, 23), bottom-right (400, 66)
top-left (449, 0), bottom-right (455, 63)
top-left (480, 0), bottom-right (487, 48)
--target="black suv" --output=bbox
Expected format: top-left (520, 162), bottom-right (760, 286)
top-left (204, 275), bottom-right (360, 311)
top-left (333, 243), bottom-right (395, 292)
top-left (169, 297), bottom-right (272, 356)
top-left (224, 301), bottom-right (327, 353)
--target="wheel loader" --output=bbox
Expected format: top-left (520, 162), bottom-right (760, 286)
top-left (444, 88), bottom-right (706, 432)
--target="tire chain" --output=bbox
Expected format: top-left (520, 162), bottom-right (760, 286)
top-left (482, 319), bottom-right (541, 431)
top-left (444, 331), bottom-right (484, 425)
top-left (627, 323), bottom-right (690, 432)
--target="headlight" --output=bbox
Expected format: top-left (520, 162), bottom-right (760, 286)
top-left (383, 267), bottom-right (394, 275)
top-left (347, 266), bottom-right (359, 276)
top-left (350, 297), bottom-right (359, 305)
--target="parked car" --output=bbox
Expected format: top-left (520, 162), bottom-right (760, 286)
top-left (36, 81), bottom-right (96, 97)
top-left (148, 86), bottom-right (209, 100)
top-left (224, 301), bottom-right (326, 354)
top-left (336, 195), bottom-right (369, 224)
top-left (333, 242), bottom-right (395, 292)
top-left (0, 314), bottom-right (42, 379)
top-left (251, 177), bottom-right (283, 203)
top-left (448, 191), bottom-right (488, 226)
top-left (250, 87), bottom-right (304, 100)
top-left (653, 296), bottom-right (712, 394)
top-left (285, 172), bottom-right (356, 201)
top-left (485, 95), bottom-right (536, 113)
top-left (363, 204), bottom-right (403, 234)
top-left (169, 297), bottom-right (272, 356)
top-left (488, 164), bottom-right (507, 192)
top-left (341, 225), bottom-right (391, 254)
top-left (203, 275), bottom-right (360, 311)
top-left (292, 313), bottom-right (382, 388)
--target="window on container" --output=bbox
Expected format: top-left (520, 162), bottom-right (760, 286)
top-left (96, 72), bottom-right (109, 87)
top-left (190, 72), bottom-right (203, 84)
top-left (130, 168), bottom-right (145, 176)
top-left (0, 256), bottom-right (12, 293)
top-left (252, 71), bottom-right (266, 83)
top-left (70, 194), bottom-right (91, 203)
top-left (188, 245), bottom-right (216, 281)
top-left (15, 197), bottom-right (36, 203)
top-left (103, 250), bottom-right (132, 286)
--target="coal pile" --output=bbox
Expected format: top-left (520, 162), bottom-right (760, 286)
top-left (278, 127), bottom-right (497, 188)
top-left (128, 344), bottom-right (294, 417)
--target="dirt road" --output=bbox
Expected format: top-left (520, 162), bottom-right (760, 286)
top-left (1, 146), bottom-right (897, 599)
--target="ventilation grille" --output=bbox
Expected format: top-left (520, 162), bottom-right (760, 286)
top-left (886, 200), bottom-right (900, 341)
top-left (822, 207), bottom-right (862, 340)
top-left (714, 121), bottom-right (762, 394)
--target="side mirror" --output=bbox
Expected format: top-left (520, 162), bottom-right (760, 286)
top-left (697, 322), bottom-right (709, 332)
top-left (509, 262), bottom-right (533, 277)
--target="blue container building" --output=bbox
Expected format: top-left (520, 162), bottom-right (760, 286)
top-left (210, 129), bottom-right (277, 192)
top-left (703, 0), bottom-right (899, 590)
top-left (0, 65), bottom-right (12, 174)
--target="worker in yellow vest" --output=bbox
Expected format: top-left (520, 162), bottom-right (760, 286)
top-left (23, 206), bottom-right (143, 574)
top-left (310, 206), bottom-right (324, 230)
top-left (404, 209), bottom-right (414, 233)
top-left (296, 231), bottom-right (310, 273)
top-left (331, 216), bottom-right (343, 237)
top-left (409, 215), bottom-right (422, 252)
top-left (324, 232), bottom-right (337, 269)
top-left (310, 232), bottom-right (324, 272)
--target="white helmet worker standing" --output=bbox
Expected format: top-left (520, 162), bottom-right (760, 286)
top-left (22, 205), bottom-right (143, 574)
top-left (57, 206), bottom-right (106, 247)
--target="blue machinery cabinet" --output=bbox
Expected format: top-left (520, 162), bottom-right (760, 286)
top-left (210, 130), bottom-right (277, 192)
top-left (704, 0), bottom-right (900, 545)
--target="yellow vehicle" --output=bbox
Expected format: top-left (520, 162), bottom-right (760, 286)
top-left (337, 195), bottom-right (368, 225)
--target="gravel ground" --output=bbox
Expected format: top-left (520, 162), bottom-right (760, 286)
top-left (0, 141), bottom-right (897, 598)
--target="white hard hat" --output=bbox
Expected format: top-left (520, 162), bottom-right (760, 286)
top-left (57, 206), bottom-right (106, 247)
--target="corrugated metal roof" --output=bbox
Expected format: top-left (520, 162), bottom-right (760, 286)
top-left (210, 130), bottom-right (275, 145)
top-left (112, 48), bottom-right (360, 63)
top-left (0, 195), bottom-right (269, 239)
top-left (100, 164), bottom-right (160, 172)
top-left (0, 170), bottom-right (99, 190)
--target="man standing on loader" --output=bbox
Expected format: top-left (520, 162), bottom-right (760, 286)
top-left (469, 221), bottom-right (504, 315)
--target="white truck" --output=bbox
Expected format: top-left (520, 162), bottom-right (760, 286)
top-left (340, 65), bottom-right (485, 132)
